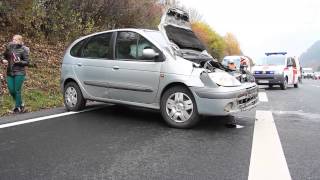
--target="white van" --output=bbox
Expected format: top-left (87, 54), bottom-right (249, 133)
top-left (251, 52), bottom-right (301, 90)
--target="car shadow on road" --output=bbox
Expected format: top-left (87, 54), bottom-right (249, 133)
top-left (261, 86), bottom-right (296, 91)
top-left (83, 104), bottom-right (255, 132)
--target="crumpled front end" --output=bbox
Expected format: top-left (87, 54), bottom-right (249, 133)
top-left (190, 83), bottom-right (259, 116)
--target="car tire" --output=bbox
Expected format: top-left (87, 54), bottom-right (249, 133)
top-left (160, 86), bottom-right (200, 129)
top-left (64, 82), bottom-right (86, 111)
top-left (294, 83), bottom-right (299, 88)
top-left (280, 77), bottom-right (288, 90)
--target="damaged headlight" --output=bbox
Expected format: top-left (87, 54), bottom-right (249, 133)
top-left (209, 72), bottom-right (241, 87)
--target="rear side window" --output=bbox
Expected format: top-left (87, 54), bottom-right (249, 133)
top-left (81, 33), bottom-right (112, 59)
top-left (70, 39), bottom-right (86, 57)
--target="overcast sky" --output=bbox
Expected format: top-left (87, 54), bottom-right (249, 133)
top-left (179, 0), bottom-right (320, 59)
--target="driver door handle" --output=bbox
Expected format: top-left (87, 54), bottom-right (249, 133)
top-left (112, 66), bottom-right (120, 70)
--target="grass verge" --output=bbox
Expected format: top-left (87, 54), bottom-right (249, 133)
top-left (0, 89), bottom-right (63, 116)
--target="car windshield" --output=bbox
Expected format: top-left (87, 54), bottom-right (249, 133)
top-left (144, 31), bottom-right (169, 48)
top-left (256, 55), bottom-right (285, 65)
top-left (222, 57), bottom-right (241, 68)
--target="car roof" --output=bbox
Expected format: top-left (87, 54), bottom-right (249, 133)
top-left (69, 28), bottom-right (162, 49)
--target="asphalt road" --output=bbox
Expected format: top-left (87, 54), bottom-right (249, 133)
top-left (0, 79), bottom-right (319, 180)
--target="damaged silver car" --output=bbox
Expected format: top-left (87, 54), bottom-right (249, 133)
top-left (61, 8), bottom-right (259, 128)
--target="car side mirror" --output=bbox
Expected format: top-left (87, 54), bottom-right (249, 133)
top-left (142, 48), bottom-right (159, 60)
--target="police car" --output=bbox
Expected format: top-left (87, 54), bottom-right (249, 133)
top-left (251, 52), bottom-right (301, 90)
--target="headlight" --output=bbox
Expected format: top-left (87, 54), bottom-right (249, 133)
top-left (209, 72), bottom-right (241, 87)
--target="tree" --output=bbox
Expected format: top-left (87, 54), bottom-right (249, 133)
top-left (0, 0), bottom-right (163, 42)
top-left (224, 32), bottom-right (242, 56)
top-left (191, 22), bottom-right (226, 60)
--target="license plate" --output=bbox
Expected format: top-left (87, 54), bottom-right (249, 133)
top-left (259, 80), bottom-right (269, 83)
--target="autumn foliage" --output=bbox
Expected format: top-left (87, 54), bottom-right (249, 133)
top-left (191, 22), bottom-right (226, 60)
top-left (224, 32), bottom-right (242, 56)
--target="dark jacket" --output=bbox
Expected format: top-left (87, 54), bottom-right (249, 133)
top-left (2, 43), bottom-right (29, 76)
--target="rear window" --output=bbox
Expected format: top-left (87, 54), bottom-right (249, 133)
top-left (256, 55), bottom-right (286, 66)
top-left (70, 39), bottom-right (86, 57)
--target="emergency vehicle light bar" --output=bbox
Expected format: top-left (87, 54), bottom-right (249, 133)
top-left (265, 52), bottom-right (287, 56)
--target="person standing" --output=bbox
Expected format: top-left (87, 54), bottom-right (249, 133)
top-left (1, 35), bottom-right (29, 113)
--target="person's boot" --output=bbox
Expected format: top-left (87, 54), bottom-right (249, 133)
top-left (20, 104), bottom-right (26, 113)
top-left (13, 107), bottom-right (21, 113)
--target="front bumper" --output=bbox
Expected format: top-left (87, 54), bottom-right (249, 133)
top-left (254, 74), bottom-right (284, 85)
top-left (191, 83), bottom-right (259, 116)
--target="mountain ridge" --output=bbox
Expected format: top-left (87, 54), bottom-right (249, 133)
top-left (300, 40), bottom-right (320, 71)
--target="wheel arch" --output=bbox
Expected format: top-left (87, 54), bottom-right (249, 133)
top-left (160, 82), bottom-right (191, 100)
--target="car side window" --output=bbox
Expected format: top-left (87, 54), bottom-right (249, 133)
top-left (287, 58), bottom-right (291, 66)
top-left (292, 58), bottom-right (297, 67)
top-left (115, 31), bottom-right (139, 60)
top-left (81, 33), bottom-right (112, 59)
top-left (137, 36), bottom-right (160, 61)
top-left (70, 39), bottom-right (86, 57)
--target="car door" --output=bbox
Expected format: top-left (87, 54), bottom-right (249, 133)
top-left (107, 31), bottom-right (162, 104)
top-left (73, 32), bottom-right (115, 99)
top-left (292, 57), bottom-right (299, 84)
top-left (286, 57), bottom-right (294, 84)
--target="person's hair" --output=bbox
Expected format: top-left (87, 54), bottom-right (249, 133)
top-left (13, 35), bottom-right (23, 45)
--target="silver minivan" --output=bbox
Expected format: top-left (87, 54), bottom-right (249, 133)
top-left (61, 8), bottom-right (259, 128)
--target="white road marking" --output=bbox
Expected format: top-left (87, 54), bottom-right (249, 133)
top-left (0, 106), bottom-right (103, 129)
top-left (248, 110), bottom-right (291, 180)
top-left (311, 85), bottom-right (320, 88)
top-left (273, 110), bottom-right (320, 121)
top-left (258, 92), bottom-right (268, 102)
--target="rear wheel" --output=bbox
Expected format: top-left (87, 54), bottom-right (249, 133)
top-left (160, 86), bottom-right (200, 129)
top-left (64, 82), bottom-right (86, 111)
top-left (294, 83), bottom-right (299, 88)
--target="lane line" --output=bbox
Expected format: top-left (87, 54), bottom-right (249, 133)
top-left (311, 85), bottom-right (320, 88)
top-left (0, 106), bottom-right (103, 129)
top-left (248, 110), bottom-right (291, 180)
top-left (258, 92), bottom-right (268, 102)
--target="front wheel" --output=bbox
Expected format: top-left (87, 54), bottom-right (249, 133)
top-left (64, 82), bottom-right (86, 111)
top-left (280, 77), bottom-right (288, 90)
top-left (160, 86), bottom-right (200, 129)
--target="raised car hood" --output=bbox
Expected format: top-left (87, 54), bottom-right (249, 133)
top-left (158, 8), bottom-right (206, 52)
